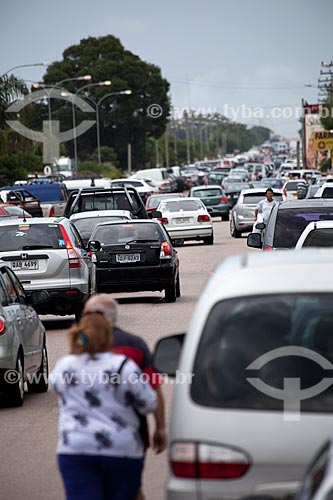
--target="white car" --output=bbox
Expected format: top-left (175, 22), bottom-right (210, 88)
top-left (156, 197), bottom-right (214, 245)
top-left (314, 183), bottom-right (333, 199)
top-left (154, 249), bottom-right (333, 500)
top-left (110, 178), bottom-right (158, 203)
top-left (295, 220), bottom-right (333, 249)
top-left (70, 210), bottom-right (133, 246)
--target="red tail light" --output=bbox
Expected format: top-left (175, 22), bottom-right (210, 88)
top-left (198, 215), bottom-right (211, 222)
top-left (160, 241), bottom-right (172, 258)
top-left (60, 226), bottom-right (81, 268)
top-left (170, 442), bottom-right (251, 479)
top-left (49, 206), bottom-right (55, 217)
top-left (158, 217), bottom-right (169, 224)
top-left (264, 245), bottom-right (273, 251)
top-left (0, 316), bottom-right (7, 336)
top-left (283, 188), bottom-right (287, 197)
top-left (221, 197), bottom-right (228, 203)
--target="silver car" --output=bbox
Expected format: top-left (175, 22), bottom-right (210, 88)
top-left (230, 188), bottom-right (285, 237)
top-left (0, 260), bottom-right (48, 407)
top-left (0, 217), bottom-right (95, 320)
top-left (154, 249), bottom-right (333, 500)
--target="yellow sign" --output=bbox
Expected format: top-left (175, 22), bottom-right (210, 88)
top-left (314, 131), bottom-right (333, 151)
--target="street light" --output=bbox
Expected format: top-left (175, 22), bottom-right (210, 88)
top-left (94, 90), bottom-right (132, 164)
top-left (71, 81), bottom-right (112, 167)
top-left (2, 61), bottom-right (50, 77)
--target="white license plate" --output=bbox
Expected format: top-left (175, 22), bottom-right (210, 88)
top-left (12, 260), bottom-right (39, 270)
top-left (116, 254), bottom-right (140, 263)
top-left (174, 217), bottom-right (190, 224)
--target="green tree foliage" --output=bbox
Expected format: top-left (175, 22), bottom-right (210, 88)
top-left (42, 35), bottom-right (171, 170)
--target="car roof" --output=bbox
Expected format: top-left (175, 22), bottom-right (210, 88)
top-left (0, 216), bottom-right (66, 226)
top-left (69, 210), bottom-right (132, 220)
top-left (240, 188), bottom-right (283, 195)
top-left (191, 185), bottom-right (223, 190)
top-left (91, 219), bottom-right (163, 228)
top-left (276, 199), bottom-right (333, 209)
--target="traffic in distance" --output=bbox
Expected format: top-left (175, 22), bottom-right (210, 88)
top-left (2, 139), bottom-right (333, 500)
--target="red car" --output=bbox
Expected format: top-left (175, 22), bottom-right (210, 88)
top-left (145, 193), bottom-right (184, 214)
top-left (0, 204), bottom-right (32, 218)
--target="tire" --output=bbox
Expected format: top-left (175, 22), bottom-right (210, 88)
top-left (176, 274), bottom-right (181, 298)
top-left (222, 213), bottom-right (229, 222)
top-left (165, 279), bottom-right (177, 303)
top-left (27, 344), bottom-right (48, 394)
top-left (230, 217), bottom-right (241, 238)
top-left (203, 233), bottom-right (214, 245)
top-left (3, 355), bottom-right (24, 407)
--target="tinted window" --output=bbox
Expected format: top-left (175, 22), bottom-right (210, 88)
top-left (303, 229), bottom-right (333, 247)
top-left (285, 181), bottom-right (299, 190)
top-left (322, 188), bottom-right (333, 199)
top-left (274, 208), bottom-right (333, 248)
top-left (92, 223), bottom-right (163, 245)
top-left (0, 223), bottom-right (65, 251)
top-left (74, 193), bottom-right (140, 214)
top-left (243, 193), bottom-right (283, 204)
top-left (192, 189), bottom-right (222, 198)
top-left (73, 216), bottom-right (127, 242)
top-left (191, 294), bottom-right (333, 412)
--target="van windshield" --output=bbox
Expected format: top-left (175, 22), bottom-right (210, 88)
top-left (273, 208), bottom-right (333, 248)
top-left (191, 294), bottom-right (333, 412)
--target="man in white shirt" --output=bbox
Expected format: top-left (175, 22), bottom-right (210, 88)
top-left (254, 188), bottom-right (277, 226)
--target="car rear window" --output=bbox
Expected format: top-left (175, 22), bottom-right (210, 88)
top-left (273, 208), bottom-right (333, 248)
top-left (0, 224), bottom-right (65, 251)
top-left (72, 192), bottom-right (141, 214)
top-left (303, 229), bottom-right (333, 247)
top-left (243, 193), bottom-right (283, 204)
top-left (192, 189), bottom-right (222, 198)
top-left (322, 188), bottom-right (333, 198)
top-left (92, 223), bottom-right (163, 245)
top-left (191, 294), bottom-right (333, 412)
top-left (72, 216), bottom-right (128, 242)
top-left (162, 200), bottom-right (202, 212)
top-left (285, 181), bottom-right (299, 190)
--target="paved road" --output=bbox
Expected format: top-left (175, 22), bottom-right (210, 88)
top-left (0, 220), bottom-right (250, 500)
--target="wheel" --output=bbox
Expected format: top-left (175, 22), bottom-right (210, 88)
top-left (230, 217), bottom-right (241, 238)
top-left (165, 279), bottom-right (177, 303)
top-left (203, 233), bottom-right (214, 245)
top-left (176, 275), bottom-right (181, 298)
top-left (27, 344), bottom-right (48, 393)
top-left (222, 213), bottom-right (229, 222)
top-left (2, 355), bottom-right (24, 407)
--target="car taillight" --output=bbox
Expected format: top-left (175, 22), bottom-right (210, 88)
top-left (160, 241), bottom-right (172, 258)
top-left (158, 217), bottom-right (169, 224)
top-left (283, 189), bottom-right (287, 197)
top-left (49, 206), bottom-right (55, 217)
top-left (264, 245), bottom-right (273, 251)
top-left (60, 226), bottom-right (81, 268)
top-left (0, 316), bottom-right (6, 336)
top-left (198, 215), bottom-right (210, 222)
top-left (221, 197), bottom-right (228, 203)
top-left (170, 442), bottom-right (251, 479)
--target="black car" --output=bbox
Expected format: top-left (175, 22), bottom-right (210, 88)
top-left (88, 220), bottom-right (180, 302)
top-left (224, 182), bottom-right (252, 208)
top-left (64, 186), bottom-right (148, 219)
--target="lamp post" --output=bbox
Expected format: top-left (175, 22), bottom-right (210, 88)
top-left (94, 90), bottom-right (132, 164)
top-left (71, 81), bottom-right (112, 168)
top-left (2, 61), bottom-right (50, 77)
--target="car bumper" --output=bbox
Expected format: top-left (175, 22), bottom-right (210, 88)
top-left (95, 264), bottom-right (176, 293)
top-left (25, 288), bottom-right (88, 315)
top-left (206, 205), bottom-right (229, 216)
top-left (166, 226), bottom-right (213, 240)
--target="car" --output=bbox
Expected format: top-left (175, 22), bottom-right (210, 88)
top-left (188, 185), bottom-right (229, 221)
top-left (146, 193), bottom-right (184, 215)
top-left (87, 219), bottom-right (180, 302)
top-left (64, 186), bottom-right (148, 219)
top-left (110, 178), bottom-right (158, 204)
top-left (70, 210), bottom-right (133, 246)
top-left (206, 172), bottom-right (228, 187)
top-left (0, 187), bottom-right (43, 217)
top-left (0, 204), bottom-right (32, 218)
top-left (230, 188), bottom-right (285, 238)
top-left (261, 177), bottom-right (285, 189)
top-left (0, 217), bottom-right (95, 319)
top-left (314, 183), bottom-right (333, 199)
top-left (247, 199), bottom-right (333, 251)
top-left (295, 439), bottom-right (333, 500)
top-left (0, 260), bottom-right (48, 407)
top-left (155, 197), bottom-right (214, 245)
top-left (222, 176), bottom-right (244, 189)
top-left (131, 168), bottom-right (172, 193)
top-left (283, 179), bottom-right (301, 200)
top-left (153, 249), bottom-right (333, 500)
top-left (223, 182), bottom-right (252, 209)
top-left (295, 220), bottom-right (333, 249)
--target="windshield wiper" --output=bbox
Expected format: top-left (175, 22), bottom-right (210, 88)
top-left (125, 239), bottom-right (159, 244)
top-left (22, 245), bottom-right (54, 249)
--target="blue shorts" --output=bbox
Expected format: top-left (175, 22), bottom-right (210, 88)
top-left (58, 454), bottom-right (144, 500)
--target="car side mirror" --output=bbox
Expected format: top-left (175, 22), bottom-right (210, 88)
top-left (153, 333), bottom-right (185, 376)
top-left (87, 240), bottom-right (101, 252)
top-left (247, 232), bottom-right (263, 249)
top-left (254, 222), bottom-right (266, 230)
top-left (150, 210), bottom-right (162, 219)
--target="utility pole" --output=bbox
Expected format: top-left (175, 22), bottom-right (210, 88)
top-left (164, 125), bottom-right (170, 169)
top-left (127, 143), bottom-right (132, 175)
top-left (184, 111), bottom-right (191, 165)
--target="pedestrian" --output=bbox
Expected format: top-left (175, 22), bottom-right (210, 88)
top-left (51, 311), bottom-right (157, 500)
top-left (254, 187), bottom-right (278, 227)
top-left (83, 294), bottom-right (167, 500)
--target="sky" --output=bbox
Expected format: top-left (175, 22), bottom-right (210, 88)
top-left (1, 0), bottom-right (332, 139)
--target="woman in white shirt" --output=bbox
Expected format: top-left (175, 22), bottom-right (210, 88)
top-left (51, 312), bottom-right (157, 500)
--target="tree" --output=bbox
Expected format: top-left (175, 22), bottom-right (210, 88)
top-left (42, 35), bottom-right (171, 170)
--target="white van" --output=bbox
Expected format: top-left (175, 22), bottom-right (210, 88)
top-left (131, 168), bottom-right (171, 193)
top-left (63, 178), bottom-right (111, 193)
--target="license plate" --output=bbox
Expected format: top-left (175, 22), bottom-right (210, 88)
top-left (12, 260), bottom-right (39, 270)
top-left (174, 217), bottom-right (190, 224)
top-left (116, 254), bottom-right (140, 263)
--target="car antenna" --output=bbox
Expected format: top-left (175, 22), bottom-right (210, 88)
top-left (22, 207), bottom-right (27, 222)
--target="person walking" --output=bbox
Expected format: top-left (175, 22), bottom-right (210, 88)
top-left (51, 312), bottom-right (157, 500)
top-left (83, 294), bottom-right (167, 500)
